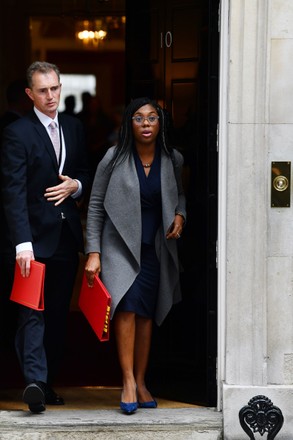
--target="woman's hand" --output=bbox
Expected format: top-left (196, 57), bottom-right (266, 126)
top-left (166, 214), bottom-right (185, 240)
top-left (85, 252), bottom-right (101, 287)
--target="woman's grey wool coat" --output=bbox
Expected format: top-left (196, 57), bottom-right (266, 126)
top-left (85, 146), bottom-right (186, 326)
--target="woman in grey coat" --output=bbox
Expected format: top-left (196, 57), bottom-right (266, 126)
top-left (85, 97), bottom-right (186, 414)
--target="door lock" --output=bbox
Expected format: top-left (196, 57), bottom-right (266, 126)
top-left (271, 161), bottom-right (291, 207)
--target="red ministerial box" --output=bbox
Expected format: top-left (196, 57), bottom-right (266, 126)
top-left (10, 260), bottom-right (45, 311)
top-left (78, 272), bottom-right (111, 342)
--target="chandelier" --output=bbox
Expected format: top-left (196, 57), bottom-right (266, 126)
top-left (76, 19), bottom-right (107, 47)
top-left (75, 16), bottom-right (126, 48)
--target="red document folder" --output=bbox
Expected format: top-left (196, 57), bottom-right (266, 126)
top-left (79, 272), bottom-right (112, 342)
top-left (10, 260), bottom-right (45, 311)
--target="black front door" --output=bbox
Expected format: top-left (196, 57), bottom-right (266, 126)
top-left (126, 0), bottom-right (219, 406)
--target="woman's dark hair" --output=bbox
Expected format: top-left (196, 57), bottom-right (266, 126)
top-left (110, 97), bottom-right (173, 170)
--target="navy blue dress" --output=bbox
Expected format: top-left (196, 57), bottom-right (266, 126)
top-left (116, 147), bottom-right (162, 318)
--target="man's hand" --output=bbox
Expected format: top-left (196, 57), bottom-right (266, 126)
top-left (16, 250), bottom-right (35, 277)
top-left (44, 175), bottom-right (78, 206)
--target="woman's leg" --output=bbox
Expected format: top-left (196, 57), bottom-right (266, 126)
top-left (134, 316), bottom-right (154, 403)
top-left (114, 311), bottom-right (137, 403)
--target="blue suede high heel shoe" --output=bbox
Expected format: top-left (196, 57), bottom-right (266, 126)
top-left (138, 399), bottom-right (157, 409)
top-left (120, 401), bottom-right (138, 414)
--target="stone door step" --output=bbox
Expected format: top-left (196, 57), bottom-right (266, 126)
top-left (0, 408), bottom-right (223, 439)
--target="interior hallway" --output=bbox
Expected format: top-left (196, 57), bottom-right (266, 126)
top-left (0, 258), bottom-right (200, 411)
top-left (0, 387), bottom-right (199, 411)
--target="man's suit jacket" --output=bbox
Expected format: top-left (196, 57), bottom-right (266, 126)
top-left (1, 110), bottom-right (90, 258)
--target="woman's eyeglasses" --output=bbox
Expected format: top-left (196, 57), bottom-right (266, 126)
top-left (132, 115), bottom-right (160, 125)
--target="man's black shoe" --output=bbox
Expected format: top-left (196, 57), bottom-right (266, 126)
top-left (44, 385), bottom-right (65, 405)
top-left (23, 382), bottom-right (46, 413)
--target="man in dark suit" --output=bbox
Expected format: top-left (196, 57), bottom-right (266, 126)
top-left (1, 62), bottom-right (90, 413)
top-left (0, 79), bottom-right (32, 352)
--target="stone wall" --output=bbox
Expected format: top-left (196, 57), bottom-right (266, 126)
top-left (221, 0), bottom-right (293, 438)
